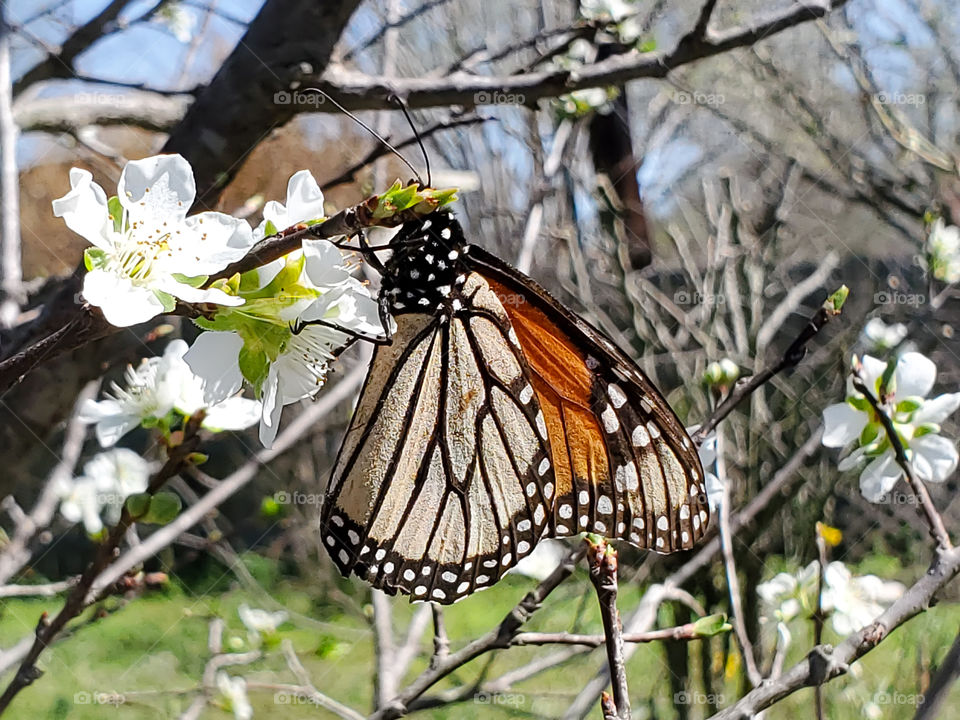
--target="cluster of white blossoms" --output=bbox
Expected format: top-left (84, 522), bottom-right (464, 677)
top-left (822, 351), bottom-right (960, 502)
top-left (757, 560), bottom-right (904, 636)
top-left (53, 155), bottom-right (385, 451)
top-left (51, 155), bottom-right (385, 534)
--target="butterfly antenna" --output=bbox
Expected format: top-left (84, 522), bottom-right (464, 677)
top-left (388, 93), bottom-right (431, 188)
top-left (302, 87), bottom-right (423, 186)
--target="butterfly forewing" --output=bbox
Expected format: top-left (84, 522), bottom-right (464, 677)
top-left (320, 215), bottom-right (555, 603)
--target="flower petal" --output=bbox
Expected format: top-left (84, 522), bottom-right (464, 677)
top-left (159, 278), bottom-right (244, 306)
top-left (895, 352), bottom-right (936, 398)
top-left (822, 403), bottom-right (868, 447)
top-left (859, 450), bottom-right (902, 502)
top-left (175, 212), bottom-right (255, 273)
top-left (258, 364), bottom-right (283, 448)
top-left (283, 170), bottom-right (325, 224)
top-left (183, 332), bottom-right (245, 403)
top-left (51, 168), bottom-right (113, 248)
top-left (83, 269), bottom-right (166, 326)
top-left (203, 396), bottom-right (262, 432)
top-left (911, 434), bottom-right (958, 483)
top-left (913, 393), bottom-right (960, 424)
top-left (118, 153), bottom-right (195, 226)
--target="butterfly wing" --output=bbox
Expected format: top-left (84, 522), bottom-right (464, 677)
top-left (320, 273), bottom-right (555, 603)
top-left (467, 246), bottom-right (708, 552)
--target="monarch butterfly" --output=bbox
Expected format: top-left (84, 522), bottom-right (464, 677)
top-left (319, 208), bottom-right (708, 603)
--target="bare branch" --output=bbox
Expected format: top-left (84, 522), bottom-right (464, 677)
top-left (371, 547), bottom-right (585, 720)
top-left (313, 1), bottom-right (848, 112)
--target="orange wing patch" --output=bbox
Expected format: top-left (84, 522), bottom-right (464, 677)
top-left (485, 277), bottom-right (612, 535)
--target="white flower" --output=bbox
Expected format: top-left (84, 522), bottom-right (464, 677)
top-left (53, 155), bottom-right (254, 327)
top-left (79, 339), bottom-right (260, 447)
top-left (688, 427), bottom-right (722, 510)
top-left (822, 562), bottom-right (904, 635)
top-left (185, 238), bottom-right (382, 448)
top-left (510, 540), bottom-right (569, 581)
top-left (822, 352), bottom-right (960, 502)
top-left (927, 218), bottom-right (960, 284)
top-left (154, 2), bottom-right (195, 42)
top-left (57, 476), bottom-right (105, 535)
top-left (254, 170), bottom-right (326, 239)
top-left (580, 0), bottom-right (641, 42)
top-left (757, 561), bottom-right (819, 623)
top-left (216, 672), bottom-right (252, 720)
top-left (238, 604), bottom-right (287, 645)
top-left (59, 448), bottom-right (152, 534)
top-left (860, 318), bottom-right (907, 353)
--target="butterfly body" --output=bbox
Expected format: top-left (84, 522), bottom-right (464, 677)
top-left (321, 209), bottom-right (708, 603)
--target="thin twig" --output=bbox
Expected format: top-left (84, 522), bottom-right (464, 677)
top-left (716, 430), bottom-right (762, 687)
top-left (281, 639), bottom-right (365, 720)
top-left (692, 294), bottom-right (844, 445)
top-left (0, 380), bottom-right (97, 584)
top-left (430, 604), bottom-right (450, 670)
top-left (586, 537), bottom-right (630, 720)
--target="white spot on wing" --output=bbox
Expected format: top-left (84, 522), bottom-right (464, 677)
top-left (608, 384), bottom-right (627, 408)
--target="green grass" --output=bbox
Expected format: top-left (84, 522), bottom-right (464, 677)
top-left (0, 555), bottom-right (957, 719)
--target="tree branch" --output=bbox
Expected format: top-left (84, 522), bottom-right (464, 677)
top-left (310, 1), bottom-right (847, 112)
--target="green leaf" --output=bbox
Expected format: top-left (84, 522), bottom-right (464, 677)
top-left (914, 422), bottom-right (939, 437)
top-left (260, 496), bottom-right (282, 518)
top-left (692, 613), bottom-right (732, 637)
top-left (860, 422), bottom-right (880, 446)
top-left (239, 343), bottom-right (271, 394)
top-left (125, 493), bottom-right (152, 519)
top-left (847, 396), bottom-right (871, 413)
top-left (637, 37), bottom-right (657, 52)
top-left (107, 196), bottom-right (124, 233)
top-left (896, 397), bottom-right (923, 414)
top-left (264, 220), bottom-right (278, 237)
top-left (824, 285), bottom-right (849, 312)
top-left (83, 247), bottom-right (107, 271)
top-left (170, 273), bottom-right (209, 289)
top-left (142, 493), bottom-right (182, 525)
top-left (156, 290), bottom-right (177, 313)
